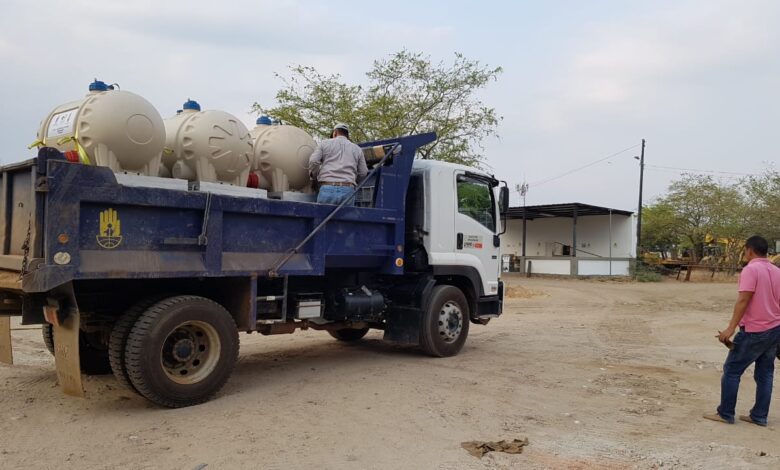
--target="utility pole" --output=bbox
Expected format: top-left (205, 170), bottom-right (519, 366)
top-left (517, 182), bottom-right (529, 258)
top-left (635, 139), bottom-right (646, 264)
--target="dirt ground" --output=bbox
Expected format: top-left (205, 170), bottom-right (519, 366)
top-left (1, 275), bottom-right (778, 469)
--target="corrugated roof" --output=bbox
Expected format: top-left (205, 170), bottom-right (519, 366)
top-left (505, 203), bottom-right (633, 220)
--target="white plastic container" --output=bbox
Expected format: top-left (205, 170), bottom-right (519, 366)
top-left (37, 80), bottom-right (165, 176)
top-left (251, 122), bottom-right (316, 192)
top-left (163, 100), bottom-right (252, 186)
top-left (246, 116), bottom-right (274, 188)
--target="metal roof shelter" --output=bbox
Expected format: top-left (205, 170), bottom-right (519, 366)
top-left (504, 203), bottom-right (633, 259)
top-left (505, 203), bottom-right (633, 220)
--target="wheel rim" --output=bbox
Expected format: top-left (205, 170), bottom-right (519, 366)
top-left (438, 301), bottom-right (463, 343)
top-left (160, 321), bottom-right (221, 385)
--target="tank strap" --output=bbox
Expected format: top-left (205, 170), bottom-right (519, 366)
top-left (56, 135), bottom-right (91, 165)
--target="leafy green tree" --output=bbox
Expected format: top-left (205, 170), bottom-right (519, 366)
top-left (252, 50), bottom-right (503, 167)
top-left (743, 170), bottom-right (780, 245)
top-left (641, 202), bottom-right (678, 257)
top-left (643, 175), bottom-right (748, 263)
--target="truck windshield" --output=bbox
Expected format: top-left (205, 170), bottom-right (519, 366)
top-left (457, 176), bottom-right (495, 232)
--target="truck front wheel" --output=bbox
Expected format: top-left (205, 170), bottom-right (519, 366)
top-left (124, 296), bottom-right (239, 408)
top-left (419, 285), bottom-right (470, 357)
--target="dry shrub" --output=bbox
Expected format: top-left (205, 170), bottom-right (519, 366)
top-left (504, 286), bottom-right (546, 299)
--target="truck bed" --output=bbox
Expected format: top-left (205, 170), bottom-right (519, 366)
top-left (0, 133), bottom-right (436, 295)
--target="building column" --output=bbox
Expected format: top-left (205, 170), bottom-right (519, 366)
top-left (522, 207), bottom-right (527, 257)
top-left (521, 207), bottom-right (527, 273)
top-left (571, 207), bottom-right (578, 276)
top-left (572, 207), bottom-right (578, 257)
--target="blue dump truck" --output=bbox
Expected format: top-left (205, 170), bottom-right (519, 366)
top-left (0, 133), bottom-right (507, 407)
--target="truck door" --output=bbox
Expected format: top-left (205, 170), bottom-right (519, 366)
top-left (454, 173), bottom-right (500, 296)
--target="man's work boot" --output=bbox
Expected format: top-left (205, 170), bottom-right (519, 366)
top-left (703, 413), bottom-right (733, 424)
top-left (739, 415), bottom-right (767, 427)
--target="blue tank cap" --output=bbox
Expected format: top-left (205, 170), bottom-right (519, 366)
top-left (256, 115), bottom-right (273, 125)
top-left (182, 99), bottom-right (201, 111)
top-left (89, 79), bottom-right (110, 92)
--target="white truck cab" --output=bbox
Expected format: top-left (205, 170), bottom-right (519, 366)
top-left (407, 160), bottom-right (507, 318)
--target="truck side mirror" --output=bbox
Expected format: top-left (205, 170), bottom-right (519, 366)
top-left (499, 186), bottom-right (509, 214)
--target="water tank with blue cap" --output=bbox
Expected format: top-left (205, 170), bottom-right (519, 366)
top-left (182, 99), bottom-right (201, 111)
top-left (36, 79), bottom-right (165, 175)
top-left (88, 79), bottom-right (111, 92)
top-left (249, 115), bottom-right (274, 142)
top-left (162, 99), bottom-right (252, 186)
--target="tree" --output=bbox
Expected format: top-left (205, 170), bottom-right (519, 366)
top-left (252, 50), bottom-right (503, 167)
top-left (641, 202), bottom-right (678, 257)
top-left (642, 175), bottom-right (748, 263)
top-left (743, 170), bottom-right (780, 244)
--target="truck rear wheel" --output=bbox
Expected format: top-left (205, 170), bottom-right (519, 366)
top-left (42, 324), bottom-right (55, 355)
top-left (419, 285), bottom-right (470, 357)
top-left (328, 327), bottom-right (370, 342)
top-left (124, 296), bottom-right (239, 408)
top-left (109, 297), bottom-right (164, 392)
top-left (41, 324), bottom-right (112, 375)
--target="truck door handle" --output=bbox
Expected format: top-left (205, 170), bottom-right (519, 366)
top-left (457, 233), bottom-right (463, 250)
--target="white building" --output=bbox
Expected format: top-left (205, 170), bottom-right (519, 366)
top-left (502, 203), bottom-right (635, 276)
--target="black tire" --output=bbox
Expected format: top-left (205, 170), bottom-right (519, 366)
top-left (42, 324), bottom-right (55, 355)
top-left (125, 296), bottom-right (239, 408)
top-left (419, 285), bottom-right (470, 357)
top-left (328, 327), bottom-right (370, 342)
top-left (41, 323), bottom-right (112, 375)
top-left (80, 333), bottom-right (113, 375)
top-left (109, 297), bottom-right (164, 392)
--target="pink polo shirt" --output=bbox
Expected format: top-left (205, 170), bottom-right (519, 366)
top-left (738, 257), bottom-right (780, 332)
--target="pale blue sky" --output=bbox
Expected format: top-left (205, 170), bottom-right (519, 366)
top-left (1, 0), bottom-right (777, 211)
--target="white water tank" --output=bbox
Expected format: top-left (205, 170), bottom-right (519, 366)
top-left (37, 80), bottom-right (165, 175)
top-left (251, 120), bottom-right (316, 192)
top-left (246, 116), bottom-right (273, 188)
top-left (159, 105), bottom-right (193, 178)
top-left (163, 100), bottom-right (252, 186)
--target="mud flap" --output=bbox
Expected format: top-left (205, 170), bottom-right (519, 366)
top-left (0, 316), bottom-right (12, 365)
top-left (383, 277), bottom-right (435, 345)
top-left (383, 306), bottom-right (422, 344)
top-left (48, 308), bottom-right (84, 397)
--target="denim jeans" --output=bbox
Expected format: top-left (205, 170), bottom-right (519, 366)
top-left (316, 185), bottom-right (354, 205)
top-left (717, 324), bottom-right (780, 424)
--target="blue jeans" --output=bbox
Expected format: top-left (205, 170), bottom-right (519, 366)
top-left (316, 185), bottom-right (354, 205)
top-left (717, 325), bottom-right (780, 424)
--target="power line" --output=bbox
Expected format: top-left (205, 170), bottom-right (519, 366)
top-left (528, 143), bottom-right (641, 187)
top-left (644, 164), bottom-right (758, 177)
top-left (644, 167), bottom-right (746, 181)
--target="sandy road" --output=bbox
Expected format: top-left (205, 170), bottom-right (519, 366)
top-left (1, 276), bottom-right (778, 469)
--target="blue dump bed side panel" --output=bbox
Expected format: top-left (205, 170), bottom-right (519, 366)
top-left (20, 133), bottom-right (436, 293)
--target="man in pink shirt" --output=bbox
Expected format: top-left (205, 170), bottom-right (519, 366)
top-left (704, 236), bottom-right (780, 426)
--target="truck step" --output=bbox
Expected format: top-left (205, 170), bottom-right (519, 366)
top-left (256, 295), bottom-right (281, 301)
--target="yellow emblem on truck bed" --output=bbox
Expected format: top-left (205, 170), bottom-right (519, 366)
top-left (97, 208), bottom-right (122, 249)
